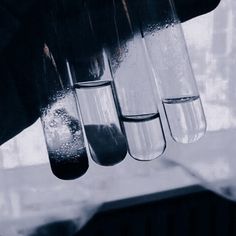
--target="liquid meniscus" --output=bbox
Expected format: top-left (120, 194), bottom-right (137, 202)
top-left (162, 96), bottom-right (206, 144)
top-left (122, 112), bottom-right (166, 161)
top-left (75, 80), bottom-right (127, 166)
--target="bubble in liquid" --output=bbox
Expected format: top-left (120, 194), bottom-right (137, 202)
top-left (47, 109), bottom-right (88, 179)
top-left (41, 92), bottom-right (89, 180)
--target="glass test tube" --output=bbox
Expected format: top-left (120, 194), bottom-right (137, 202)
top-left (39, 44), bottom-right (88, 180)
top-left (60, 1), bottom-right (127, 166)
top-left (132, 0), bottom-right (207, 144)
top-left (103, 0), bottom-right (166, 160)
top-left (71, 55), bottom-right (127, 166)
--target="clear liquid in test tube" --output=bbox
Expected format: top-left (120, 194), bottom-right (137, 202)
top-left (134, 0), bottom-right (207, 143)
top-left (162, 96), bottom-right (206, 144)
top-left (74, 80), bottom-right (127, 166)
top-left (67, 51), bottom-right (127, 166)
top-left (51, 0), bottom-right (128, 166)
top-left (106, 0), bottom-right (166, 160)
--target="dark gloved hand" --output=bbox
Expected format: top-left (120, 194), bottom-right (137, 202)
top-left (0, 0), bottom-right (221, 145)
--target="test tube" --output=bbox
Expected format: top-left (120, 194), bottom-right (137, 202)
top-left (39, 44), bottom-right (89, 180)
top-left (49, 0), bottom-right (128, 166)
top-left (94, 0), bottom-right (166, 160)
top-left (130, 0), bottom-right (207, 144)
top-left (70, 53), bottom-right (128, 166)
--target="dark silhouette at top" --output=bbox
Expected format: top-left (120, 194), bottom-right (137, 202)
top-left (0, 0), bottom-right (221, 145)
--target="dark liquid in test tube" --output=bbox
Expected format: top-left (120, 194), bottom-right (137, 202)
top-left (42, 108), bottom-right (89, 180)
top-left (49, 149), bottom-right (88, 180)
top-left (85, 123), bottom-right (127, 166)
top-left (75, 81), bottom-right (128, 166)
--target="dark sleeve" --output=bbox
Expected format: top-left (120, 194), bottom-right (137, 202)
top-left (175, 0), bottom-right (221, 22)
top-left (0, 0), bottom-right (40, 145)
top-left (0, 0), bottom-right (38, 52)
